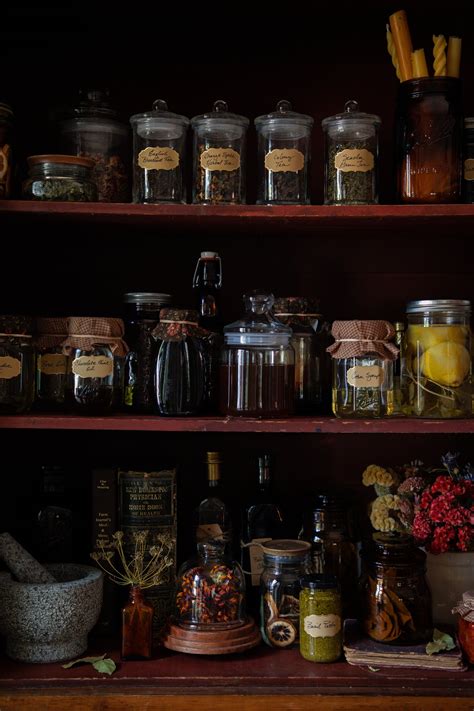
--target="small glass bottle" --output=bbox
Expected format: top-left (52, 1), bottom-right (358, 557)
top-left (260, 539), bottom-right (311, 648)
top-left (463, 118), bottom-right (474, 204)
top-left (121, 585), bottom-right (154, 660)
top-left (299, 574), bottom-right (342, 663)
top-left (23, 155), bottom-right (97, 202)
top-left (0, 315), bottom-right (35, 414)
top-left (322, 100), bottom-right (381, 205)
top-left (130, 100), bottom-right (189, 204)
top-left (194, 451), bottom-right (232, 548)
top-left (35, 317), bottom-right (69, 410)
top-left (396, 77), bottom-right (462, 203)
top-left (192, 101), bottom-right (249, 205)
top-left (328, 320), bottom-right (399, 418)
top-left (401, 300), bottom-right (471, 418)
top-left (255, 100), bottom-right (313, 205)
top-left (0, 102), bottom-right (14, 199)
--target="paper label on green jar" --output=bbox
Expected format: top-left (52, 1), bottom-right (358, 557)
top-left (265, 149), bottom-right (305, 173)
top-left (200, 148), bottom-right (240, 172)
top-left (464, 158), bottom-right (474, 181)
top-left (0, 356), bottom-right (21, 379)
top-left (335, 149), bottom-right (374, 173)
top-left (38, 353), bottom-right (67, 375)
top-left (72, 356), bottom-right (113, 378)
top-left (304, 613), bottom-right (341, 638)
top-left (138, 147), bottom-right (180, 171)
top-left (347, 365), bottom-right (383, 388)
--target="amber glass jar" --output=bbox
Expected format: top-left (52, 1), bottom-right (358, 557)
top-left (121, 585), bottom-right (153, 660)
top-left (360, 533), bottom-right (432, 645)
top-left (396, 77), bottom-right (462, 203)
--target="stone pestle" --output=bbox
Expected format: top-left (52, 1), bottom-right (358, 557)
top-left (0, 532), bottom-right (57, 583)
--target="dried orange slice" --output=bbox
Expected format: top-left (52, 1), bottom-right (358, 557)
top-left (267, 618), bottom-right (297, 647)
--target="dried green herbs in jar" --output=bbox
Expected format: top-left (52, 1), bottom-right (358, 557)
top-left (23, 155), bottom-right (97, 202)
top-left (299, 574), bottom-right (342, 663)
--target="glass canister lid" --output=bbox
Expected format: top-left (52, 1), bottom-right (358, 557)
top-left (261, 539), bottom-right (311, 558)
top-left (123, 292), bottom-right (172, 306)
top-left (406, 299), bottom-right (471, 314)
top-left (69, 89), bottom-right (118, 119)
top-left (255, 100), bottom-right (314, 134)
top-left (322, 100), bottom-right (381, 134)
top-left (224, 292), bottom-right (292, 346)
top-left (130, 99), bottom-right (189, 139)
top-left (191, 100), bottom-right (249, 131)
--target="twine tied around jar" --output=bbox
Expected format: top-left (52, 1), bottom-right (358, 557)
top-left (152, 308), bottom-right (210, 343)
top-left (452, 590), bottom-right (474, 622)
top-left (327, 320), bottom-right (399, 360)
top-left (61, 316), bottom-right (128, 356)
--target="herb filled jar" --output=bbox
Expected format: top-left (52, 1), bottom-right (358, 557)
top-left (35, 317), bottom-right (69, 409)
top-left (255, 101), bottom-right (313, 205)
top-left (322, 100), bottom-right (381, 205)
top-left (0, 102), bottom-right (13, 199)
top-left (401, 300), bottom-right (471, 418)
top-left (0, 315), bottom-right (34, 414)
top-left (260, 539), bottom-right (311, 649)
top-left (328, 320), bottom-right (399, 418)
top-left (299, 574), bottom-right (342, 663)
top-left (130, 100), bottom-right (189, 204)
top-left (463, 118), bottom-right (474, 204)
top-left (63, 316), bottom-right (128, 413)
top-left (57, 89), bottom-right (130, 202)
top-left (192, 101), bottom-right (249, 205)
top-left (23, 155), bottom-right (97, 202)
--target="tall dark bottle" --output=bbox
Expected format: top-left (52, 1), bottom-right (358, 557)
top-left (241, 455), bottom-right (284, 615)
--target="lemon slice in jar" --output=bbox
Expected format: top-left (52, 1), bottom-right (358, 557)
top-left (408, 325), bottom-right (468, 350)
top-left (420, 341), bottom-right (471, 387)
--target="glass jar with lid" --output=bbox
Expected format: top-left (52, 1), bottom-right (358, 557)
top-left (35, 317), bottom-right (69, 409)
top-left (255, 100), bottom-right (313, 205)
top-left (360, 533), bottom-right (432, 645)
top-left (299, 574), bottom-right (342, 663)
top-left (23, 155), bottom-right (97, 201)
top-left (452, 590), bottom-right (474, 664)
top-left (260, 539), bottom-right (311, 648)
top-left (57, 89), bottom-right (129, 202)
top-left (220, 292), bottom-right (295, 418)
top-left (130, 100), bottom-right (189, 204)
top-left (191, 100), bottom-right (249, 205)
top-left (0, 315), bottom-right (34, 414)
top-left (0, 102), bottom-right (14, 199)
top-left (463, 118), bottom-right (474, 204)
top-left (322, 100), bottom-right (381, 205)
top-left (401, 300), bottom-right (471, 418)
top-left (123, 292), bottom-right (172, 412)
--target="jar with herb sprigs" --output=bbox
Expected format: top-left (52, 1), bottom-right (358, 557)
top-left (322, 100), bottom-right (380, 205)
top-left (23, 155), bottom-right (97, 201)
top-left (0, 315), bottom-right (34, 414)
top-left (35, 317), bottom-right (69, 409)
top-left (299, 574), bottom-right (342, 663)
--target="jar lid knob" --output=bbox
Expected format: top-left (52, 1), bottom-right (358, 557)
top-left (152, 99), bottom-right (169, 112)
top-left (213, 100), bottom-right (228, 113)
top-left (276, 99), bottom-right (292, 112)
top-left (245, 291), bottom-right (274, 315)
top-left (344, 100), bottom-right (359, 113)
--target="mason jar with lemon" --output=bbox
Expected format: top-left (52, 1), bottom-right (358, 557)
top-left (401, 300), bottom-right (472, 418)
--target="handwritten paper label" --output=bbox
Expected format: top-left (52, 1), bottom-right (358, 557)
top-left (196, 523), bottom-right (225, 542)
top-left (38, 353), bottom-right (67, 375)
top-left (200, 148), bottom-right (240, 172)
top-left (304, 613), bottom-right (341, 638)
top-left (0, 356), bottom-right (21, 379)
top-left (248, 537), bottom-right (272, 585)
top-left (72, 356), bottom-right (113, 379)
top-left (335, 149), bottom-right (374, 173)
top-left (464, 158), bottom-right (474, 181)
top-left (347, 365), bottom-right (383, 388)
top-left (265, 149), bottom-right (305, 173)
top-left (138, 147), bottom-right (180, 171)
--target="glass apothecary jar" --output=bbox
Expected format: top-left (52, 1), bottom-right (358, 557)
top-left (463, 118), bottom-right (474, 204)
top-left (130, 100), bottom-right (189, 204)
top-left (220, 292), bottom-right (295, 418)
top-left (396, 78), bottom-right (462, 203)
top-left (299, 574), bottom-right (342, 663)
top-left (63, 316), bottom-right (127, 413)
top-left (255, 100), bottom-right (313, 205)
top-left (23, 155), bottom-right (97, 202)
top-left (260, 539), bottom-right (311, 648)
top-left (401, 300), bottom-right (471, 418)
top-left (123, 292), bottom-right (171, 412)
top-left (328, 320), bottom-right (398, 417)
top-left (322, 100), bottom-right (380, 205)
top-left (57, 89), bottom-right (129, 202)
top-left (0, 102), bottom-right (13, 199)
top-left (0, 315), bottom-right (34, 414)
top-left (176, 540), bottom-right (245, 630)
top-left (192, 100), bottom-right (249, 205)
top-left (35, 317), bottom-right (69, 409)
top-left (273, 296), bottom-right (324, 413)
top-left (360, 533), bottom-right (432, 645)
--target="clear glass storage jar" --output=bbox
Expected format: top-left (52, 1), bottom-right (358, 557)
top-left (23, 154), bottom-right (97, 201)
top-left (322, 100), bottom-right (380, 205)
top-left (299, 574), bottom-right (342, 663)
top-left (192, 100), bottom-right (249, 205)
top-left (57, 89), bottom-right (129, 202)
top-left (220, 292), bottom-right (295, 418)
top-left (260, 539), bottom-right (311, 648)
top-left (463, 118), bottom-right (474, 204)
top-left (0, 315), bottom-right (34, 414)
top-left (35, 317), bottom-right (69, 409)
top-left (130, 100), bottom-right (189, 204)
top-left (0, 102), bottom-right (13, 199)
top-left (401, 299), bottom-right (471, 418)
top-left (396, 77), bottom-right (462, 203)
top-left (255, 100), bottom-right (313, 205)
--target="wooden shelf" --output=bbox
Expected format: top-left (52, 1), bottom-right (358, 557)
top-left (0, 414), bottom-right (474, 433)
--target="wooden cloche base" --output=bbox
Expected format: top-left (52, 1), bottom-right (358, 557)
top-left (163, 617), bottom-right (262, 655)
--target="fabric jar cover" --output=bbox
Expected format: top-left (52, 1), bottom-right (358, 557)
top-left (35, 317), bottom-right (68, 350)
top-left (273, 296), bottom-right (323, 331)
top-left (0, 315), bottom-right (33, 335)
top-left (452, 589), bottom-right (474, 622)
top-left (62, 316), bottom-right (128, 356)
top-left (327, 320), bottom-right (399, 361)
top-left (152, 308), bottom-right (210, 343)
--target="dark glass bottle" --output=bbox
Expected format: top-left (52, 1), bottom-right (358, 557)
top-left (121, 585), bottom-right (154, 660)
top-left (34, 465), bottom-right (73, 563)
top-left (192, 251), bottom-right (223, 332)
top-left (241, 455), bottom-right (284, 615)
top-left (194, 452), bottom-right (232, 549)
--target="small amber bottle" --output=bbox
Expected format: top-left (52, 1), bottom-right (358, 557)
top-left (121, 585), bottom-right (154, 660)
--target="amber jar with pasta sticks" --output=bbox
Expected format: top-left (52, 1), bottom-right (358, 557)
top-left (396, 77), bottom-right (462, 204)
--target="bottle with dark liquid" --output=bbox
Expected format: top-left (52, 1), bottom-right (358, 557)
top-left (192, 251), bottom-right (223, 332)
top-left (194, 452), bottom-right (232, 550)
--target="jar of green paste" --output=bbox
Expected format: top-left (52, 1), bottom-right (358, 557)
top-left (299, 574), bottom-right (342, 662)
